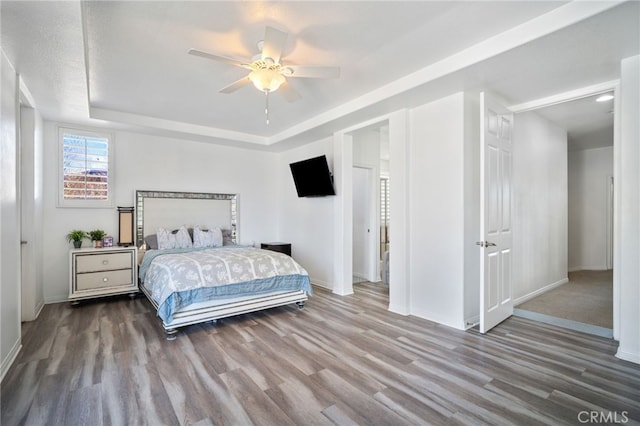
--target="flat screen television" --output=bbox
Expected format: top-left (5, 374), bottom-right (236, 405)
top-left (289, 155), bottom-right (336, 197)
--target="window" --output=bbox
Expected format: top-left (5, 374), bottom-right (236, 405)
top-left (58, 127), bottom-right (114, 208)
top-left (380, 177), bottom-right (390, 258)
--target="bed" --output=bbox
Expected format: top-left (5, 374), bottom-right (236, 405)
top-left (136, 190), bottom-right (311, 339)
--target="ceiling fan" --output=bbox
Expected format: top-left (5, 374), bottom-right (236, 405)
top-left (189, 26), bottom-right (340, 124)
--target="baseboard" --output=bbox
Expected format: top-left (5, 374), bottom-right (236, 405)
top-left (616, 347), bottom-right (640, 365)
top-left (45, 293), bottom-right (69, 304)
top-left (310, 279), bottom-right (331, 291)
top-left (465, 315), bottom-right (480, 330)
top-left (410, 308), bottom-right (465, 330)
top-left (1, 339), bottom-right (22, 383)
top-left (568, 266), bottom-right (609, 272)
top-left (388, 303), bottom-right (409, 316)
top-left (302, 278), bottom-right (355, 295)
top-left (22, 299), bottom-right (46, 322)
top-left (332, 287), bottom-right (354, 296)
top-left (514, 277), bottom-right (569, 306)
top-left (34, 300), bottom-right (45, 319)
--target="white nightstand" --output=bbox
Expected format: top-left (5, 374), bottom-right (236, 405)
top-left (69, 246), bottom-right (138, 303)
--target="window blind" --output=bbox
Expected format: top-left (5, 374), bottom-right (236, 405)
top-left (62, 132), bottom-right (109, 200)
top-left (380, 177), bottom-right (390, 258)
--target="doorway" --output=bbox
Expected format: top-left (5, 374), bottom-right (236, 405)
top-left (511, 88), bottom-right (616, 337)
top-left (349, 121), bottom-right (390, 287)
top-left (352, 166), bottom-right (376, 283)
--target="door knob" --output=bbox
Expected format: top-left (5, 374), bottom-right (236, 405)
top-left (476, 241), bottom-right (497, 247)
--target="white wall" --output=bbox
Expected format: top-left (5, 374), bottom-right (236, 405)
top-left (512, 111), bottom-right (568, 304)
top-left (1, 50), bottom-right (21, 380)
top-left (616, 55), bottom-right (640, 364)
top-left (463, 92), bottom-right (481, 325)
top-left (409, 93), bottom-right (468, 329)
top-left (568, 146), bottom-right (613, 271)
top-left (277, 138), bottom-right (335, 289)
top-left (41, 123), bottom-right (281, 302)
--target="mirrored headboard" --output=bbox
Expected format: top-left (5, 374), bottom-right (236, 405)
top-left (135, 190), bottom-right (238, 247)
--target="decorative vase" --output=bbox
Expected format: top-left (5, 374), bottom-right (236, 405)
top-left (94, 240), bottom-right (103, 248)
top-left (73, 240), bottom-right (82, 249)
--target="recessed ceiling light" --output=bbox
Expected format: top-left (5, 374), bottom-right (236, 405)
top-left (596, 94), bottom-right (614, 102)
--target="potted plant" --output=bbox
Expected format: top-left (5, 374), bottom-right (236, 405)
top-left (66, 229), bottom-right (88, 249)
top-left (88, 229), bottom-right (107, 248)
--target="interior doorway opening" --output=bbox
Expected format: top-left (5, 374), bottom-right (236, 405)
top-left (511, 88), bottom-right (617, 338)
top-left (350, 122), bottom-right (389, 286)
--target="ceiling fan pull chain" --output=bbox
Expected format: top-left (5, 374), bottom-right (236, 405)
top-left (265, 91), bottom-right (270, 125)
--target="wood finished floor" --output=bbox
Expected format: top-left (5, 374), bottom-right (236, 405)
top-left (2, 282), bottom-right (640, 426)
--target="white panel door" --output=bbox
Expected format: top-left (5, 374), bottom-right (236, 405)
top-left (479, 92), bottom-right (514, 334)
top-left (353, 167), bottom-right (373, 281)
top-left (1, 53), bottom-right (21, 368)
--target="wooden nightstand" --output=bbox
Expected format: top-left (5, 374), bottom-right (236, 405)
top-left (260, 242), bottom-right (292, 256)
top-left (69, 246), bottom-right (138, 303)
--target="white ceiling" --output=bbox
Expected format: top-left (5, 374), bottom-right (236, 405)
top-left (1, 1), bottom-right (638, 151)
top-left (535, 93), bottom-right (616, 151)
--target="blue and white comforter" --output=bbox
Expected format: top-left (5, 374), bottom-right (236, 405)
top-left (139, 246), bottom-right (312, 323)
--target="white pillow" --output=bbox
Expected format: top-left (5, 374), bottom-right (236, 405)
top-left (156, 225), bottom-right (192, 250)
top-left (193, 225), bottom-right (223, 248)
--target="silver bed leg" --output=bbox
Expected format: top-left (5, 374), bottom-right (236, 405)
top-left (296, 301), bottom-right (306, 310)
top-left (165, 328), bottom-right (178, 341)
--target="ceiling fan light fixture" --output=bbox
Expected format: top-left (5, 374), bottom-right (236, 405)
top-left (249, 68), bottom-right (285, 92)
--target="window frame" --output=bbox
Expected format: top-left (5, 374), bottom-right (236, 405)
top-left (58, 126), bottom-right (115, 208)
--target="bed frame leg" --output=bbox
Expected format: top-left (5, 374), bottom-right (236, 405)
top-left (296, 301), bottom-right (306, 310)
top-left (165, 329), bottom-right (178, 341)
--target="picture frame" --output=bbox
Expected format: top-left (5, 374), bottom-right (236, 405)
top-left (103, 236), bottom-right (114, 247)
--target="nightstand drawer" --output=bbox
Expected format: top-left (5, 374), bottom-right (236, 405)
top-left (76, 252), bottom-right (132, 273)
top-left (76, 269), bottom-right (133, 291)
top-left (69, 246), bottom-right (138, 302)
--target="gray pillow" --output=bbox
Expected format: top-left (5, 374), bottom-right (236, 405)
top-left (145, 234), bottom-right (158, 250)
top-left (147, 228), bottom-right (232, 249)
top-left (222, 229), bottom-right (233, 245)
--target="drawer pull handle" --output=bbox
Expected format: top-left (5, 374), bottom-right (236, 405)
top-left (102, 260), bottom-right (109, 265)
top-left (103, 277), bottom-right (109, 282)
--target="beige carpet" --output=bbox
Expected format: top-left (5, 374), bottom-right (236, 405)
top-left (516, 270), bottom-right (613, 329)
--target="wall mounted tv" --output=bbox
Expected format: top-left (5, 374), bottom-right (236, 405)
top-left (289, 155), bottom-right (336, 197)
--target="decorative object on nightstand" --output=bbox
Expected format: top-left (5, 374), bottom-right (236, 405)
top-left (69, 246), bottom-right (138, 303)
top-left (65, 229), bottom-right (88, 249)
top-left (118, 206), bottom-right (135, 246)
top-left (103, 236), bottom-right (114, 247)
top-left (261, 242), bottom-right (292, 256)
top-left (88, 229), bottom-right (107, 248)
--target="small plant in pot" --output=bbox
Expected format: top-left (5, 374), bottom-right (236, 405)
top-left (66, 229), bottom-right (88, 249)
top-left (88, 229), bottom-right (107, 248)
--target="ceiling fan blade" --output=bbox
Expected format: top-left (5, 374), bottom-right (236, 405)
top-left (219, 77), bottom-right (252, 94)
top-left (188, 48), bottom-right (251, 69)
top-left (261, 26), bottom-right (287, 63)
top-left (285, 65), bottom-right (340, 79)
top-left (278, 81), bottom-right (301, 102)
